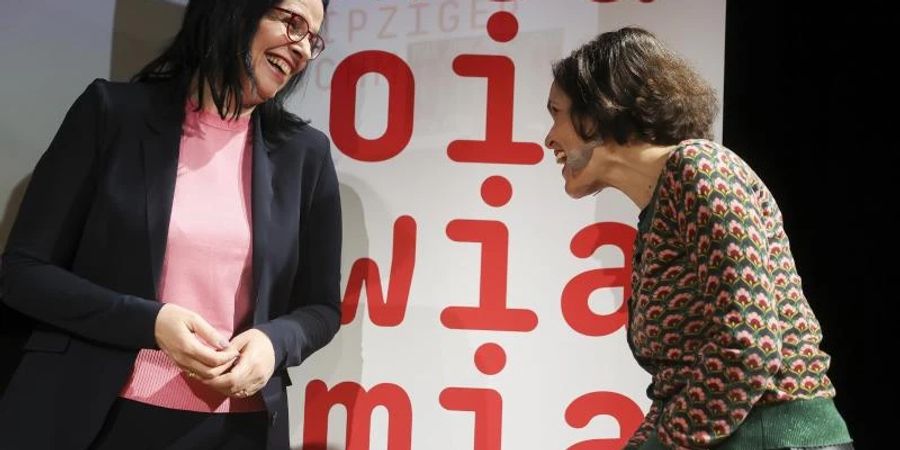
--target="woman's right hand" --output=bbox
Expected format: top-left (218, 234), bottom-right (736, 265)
top-left (154, 304), bottom-right (239, 379)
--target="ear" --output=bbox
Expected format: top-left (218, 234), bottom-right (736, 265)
top-left (577, 114), bottom-right (601, 142)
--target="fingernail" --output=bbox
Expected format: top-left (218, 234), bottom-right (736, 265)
top-left (218, 339), bottom-right (229, 349)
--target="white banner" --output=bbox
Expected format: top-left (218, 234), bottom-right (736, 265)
top-left (287, 1), bottom-right (726, 449)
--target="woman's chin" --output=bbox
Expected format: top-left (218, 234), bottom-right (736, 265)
top-left (563, 168), bottom-right (602, 199)
top-left (564, 181), bottom-right (599, 199)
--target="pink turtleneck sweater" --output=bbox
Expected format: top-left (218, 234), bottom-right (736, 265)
top-left (120, 103), bottom-right (264, 412)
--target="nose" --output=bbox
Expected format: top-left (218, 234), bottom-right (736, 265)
top-left (288, 37), bottom-right (312, 66)
top-left (544, 130), bottom-right (557, 152)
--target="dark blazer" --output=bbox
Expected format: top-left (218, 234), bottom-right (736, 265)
top-left (0, 78), bottom-right (342, 449)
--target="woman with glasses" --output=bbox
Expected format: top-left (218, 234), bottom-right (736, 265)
top-left (544, 27), bottom-right (853, 449)
top-left (0, 1), bottom-right (338, 448)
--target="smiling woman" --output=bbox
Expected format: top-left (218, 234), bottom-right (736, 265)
top-left (248, 2), bottom-right (325, 103)
top-left (543, 27), bottom-right (853, 450)
top-left (0, 1), bottom-right (342, 449)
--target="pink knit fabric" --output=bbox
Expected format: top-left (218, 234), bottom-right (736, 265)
top-left (120, 103), bottom-right (264, 412)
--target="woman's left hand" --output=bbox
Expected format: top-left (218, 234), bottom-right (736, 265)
top-left (202, 329), bottom-right (276, 398)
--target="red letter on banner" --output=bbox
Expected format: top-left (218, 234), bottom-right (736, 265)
top-left (442, 219), bottom-right (537, 332)
top-left (331, 50), bottom-right (414, 162)
top-left (561, 222), bottom-right (636, 336)
top-left (565, 391), bottom-right (644, 450)
top-left (447, 54), bottom-right (542, 165)
top-left (440, 387), bottom-right (503, 450)
top-left (342, 216), bottom-right (417, 326)
top-left (303, 380), bottom-right (412, 450)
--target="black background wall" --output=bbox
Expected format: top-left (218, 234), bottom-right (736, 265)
top-left (725, 3), bottom-right (893, 447)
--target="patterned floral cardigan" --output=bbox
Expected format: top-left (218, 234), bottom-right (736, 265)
top-left (624, 140), bottom-right (850, 449)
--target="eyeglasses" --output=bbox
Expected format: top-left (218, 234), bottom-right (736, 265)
top-left (270, 6), bottom-right (325, 60)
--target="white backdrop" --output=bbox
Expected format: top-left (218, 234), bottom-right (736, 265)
top-left (0, 1), bottom-right (725, 448)
top-left (288, 1), bottom-right (725, 449)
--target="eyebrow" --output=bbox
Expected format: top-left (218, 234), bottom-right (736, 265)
top-left (280, 6), bottom-right (321, 34)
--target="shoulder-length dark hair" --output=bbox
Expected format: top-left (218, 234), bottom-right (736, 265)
top-left (552, 27), bottom-right (718, 146)
top-left (133, 0), bottom-right (329, 142)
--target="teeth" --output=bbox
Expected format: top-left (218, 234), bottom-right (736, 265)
top-left (555, 152), bottom-right (567, 164)
top-left (266, 55), bottom-right (289, 74)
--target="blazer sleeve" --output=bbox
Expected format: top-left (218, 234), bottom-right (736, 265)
top-left (0, 80), bottom-right (162, 350)
top-left (255, 137), bottom-right (342, 369)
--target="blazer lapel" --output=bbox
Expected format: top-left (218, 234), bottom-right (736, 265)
top-left (251, 113), bottom-right (273, 321)
top-left (141, 85), bottom-right (184, 298)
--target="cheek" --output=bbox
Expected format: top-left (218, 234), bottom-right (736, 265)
top-left (567, 146), bottom-right (594, 169)
top-left (248, 43), bottom-right (263, 65)
top-left (252, 27), bottom-right (282, 53)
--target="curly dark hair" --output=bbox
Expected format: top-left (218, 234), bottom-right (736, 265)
top-left (552, 27), bottom-right (718, 145)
